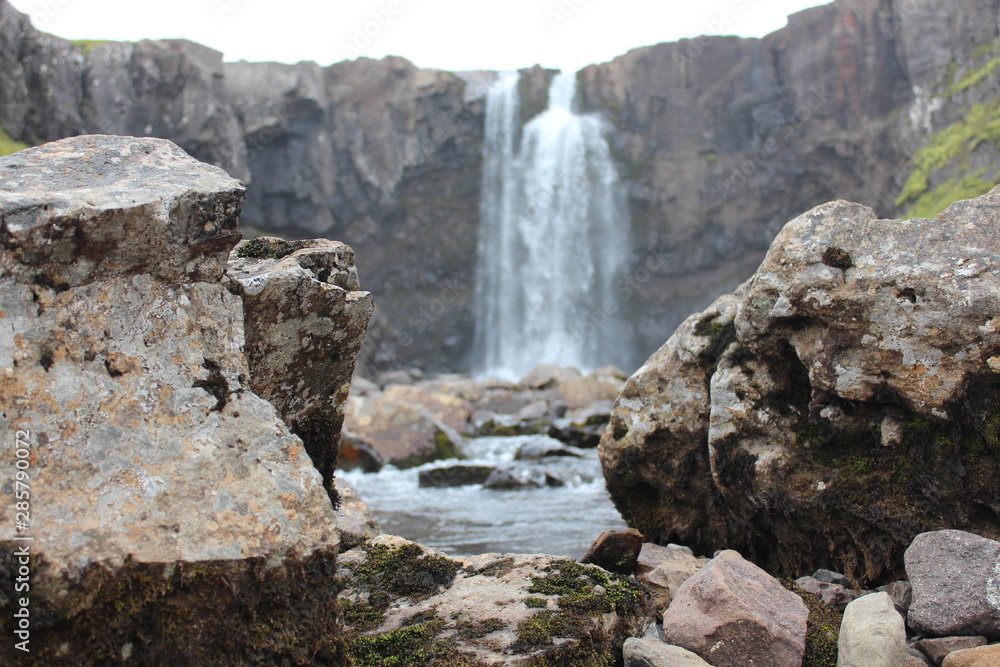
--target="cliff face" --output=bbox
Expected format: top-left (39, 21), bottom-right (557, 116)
top-left (2, 0), bottom-right (999, 372)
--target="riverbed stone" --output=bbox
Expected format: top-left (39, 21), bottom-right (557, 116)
top-left (838, 592), bottom-right (907, 667)
top-left (338, 430), bottom-right (385, 472)
top-left (660, 549), bottom-right (808, 666)
top-left (0, 136), bottom-right (348, 663)
top-left (339, 534), bottom-right (654, 665)
top-left (623, 637), bottom-right (712, 666)
top-left (580, 528), bottom-right (644, 575)
top-left (635, 544), bottom-right (705, 616)
top-left (942, 644), bottom-right (1000, 667)
top-left (906, 530), bottom-right (1000, 639)
top-left (343, 394), bottom-right (466, 468)
top-left (914, 636), bottom-right (989, 665)
top-left (797, 576), bottom-right (856, 611)
top-left (515, 436), bottom-right (583, 460)
top-left (418, 464), bottom-right (495, 487)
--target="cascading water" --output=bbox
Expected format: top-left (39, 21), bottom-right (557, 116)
top-left (474, 71), bottom-right (630, 381)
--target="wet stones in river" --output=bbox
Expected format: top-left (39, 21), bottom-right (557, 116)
top-left (482, 466), bottom-right (556, 490)
top-left (514, 436), bottom-right (584, 460)
top-left (338, 430), bottom-right (384, 473)
top-left (418, 465), bottom-right (496, 488)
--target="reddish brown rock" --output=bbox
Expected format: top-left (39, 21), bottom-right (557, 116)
top-left (580, 528), bottom-right (645, 575)
top-left (661, 550), bottom-right (808, 667)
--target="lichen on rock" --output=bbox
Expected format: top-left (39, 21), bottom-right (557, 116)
top-left (601, 191), bottom-right (1000, 585)
top-left (0, 136), bottom-right (357, 663)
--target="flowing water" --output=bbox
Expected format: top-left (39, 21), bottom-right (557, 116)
top-left (474, 71), bottom-right (631, 381)
top-left (340, 435), bottom-right (628, 558)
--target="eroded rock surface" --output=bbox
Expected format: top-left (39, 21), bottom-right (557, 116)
top-left (227, 236), bottom-right (373, 502)
top-left (339, 534), bottom-right (654, 666)
top-left (0, 136), bottom-right (349, 663)
top-left (602, 193), bottom-right (1000, 584)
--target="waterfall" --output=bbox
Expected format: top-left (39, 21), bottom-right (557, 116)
top-left (474, 71), bottom-right (630, 381)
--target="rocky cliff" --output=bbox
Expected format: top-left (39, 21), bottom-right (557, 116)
top-left (2, 0), bottom-right (999, 372)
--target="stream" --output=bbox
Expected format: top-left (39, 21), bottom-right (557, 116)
top-left (340, 434), bottom-right (628, 559)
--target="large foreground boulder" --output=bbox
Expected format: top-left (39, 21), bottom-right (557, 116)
top-left (0, 136), bottom-right (356, 663)
top-left (601, 194), bottom-right (1000, 584)
top-left (339, 535), bottom-right (654, 665)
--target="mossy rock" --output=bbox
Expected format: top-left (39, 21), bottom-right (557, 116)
top-left (0, 547), bottom-right (347, 665)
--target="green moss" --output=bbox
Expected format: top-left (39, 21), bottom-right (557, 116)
top-left (343, 542), bottom-right (462, 640)
top-left (348, 542), bottom-right (461, 601)
top-left (525, 596), bottom-right (549, 608)
top-left (952, 56), bottom-right (1000, 93)
top-left (455, 617), bottom-right (505, 640)
top-left (0, 126), bottom-right (29, 157)
top-left (70, 39), bottom-right (108, 56)
top-left (346, 620), bottom-right (481, 667)
top-left (693, 319), bottom-right (737, 365)
top-left (0, 548), bottom-right (348, 665)
top-left (527, 560), bottom-right (647, 617)
top-left (782, 580), bottom-right (842, 667)
top-left (236, 237), bottom-right (315, 260)
top-left (896, 101), bottom-right (1000, 215)
top-left (465, 556), bottom-right (515, 577)
top-left (904, 169), bottom-right (994, 220)
top-left (512, 611), bottom-right (580, 651)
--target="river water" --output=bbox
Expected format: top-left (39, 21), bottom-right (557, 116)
top-left (340, 435), bottom-right (628, 559)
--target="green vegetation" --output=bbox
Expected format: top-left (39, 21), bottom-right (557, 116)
top-left (70, 39), bottom-right (108, 56)
top-left (236, 237), bottom-right (315, 259)
top-left (0, 126), bottom-right (29, 156)
top-left (782, 580), bottom-right (842, 667)
top-left (693, 319), bottom-right (737, 365)
top-left (895, 101), bottom-right (1000, 217)
top-left (904, 169), bottom-right (995, 220)
top-left (346, 620), bottom-right (481, 667)
top-left (524, 596), bottom-right (549, 608)
top-left (527, 560), bottom-right (647, 617)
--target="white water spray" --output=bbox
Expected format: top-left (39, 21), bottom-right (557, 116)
top-left (474, 71), bottom-right (630, 381)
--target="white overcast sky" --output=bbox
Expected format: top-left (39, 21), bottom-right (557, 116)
top-left (9, 0), bottom-right (828, 72)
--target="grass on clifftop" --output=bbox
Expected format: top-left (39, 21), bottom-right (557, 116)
top-left (70, 39), bottom-right (108, 55)
top-left (895, 100), bottom-right (1000, 218)
top-left (0, 127), bottom-right (29, 156)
